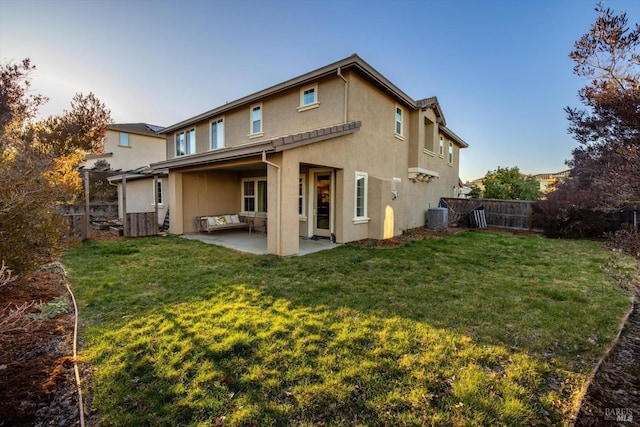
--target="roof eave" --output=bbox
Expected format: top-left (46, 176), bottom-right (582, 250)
top-left (151, 140), bottom-right (276, 169)
top-left (440, 125), bottom-right (469, 148)
top-left (159, 54), bottom-right (417, 135)
top-left (152, 121), bottom-right (362, 170)
top-left (108, 123), bottom-right (165, 138)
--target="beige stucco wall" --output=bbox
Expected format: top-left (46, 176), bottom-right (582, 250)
top-left (166, 68), bottom-right (466, 254)
top-left (181, 171), bottom-right (240, 233)
top-left (82, 129), bottom-right (165, 171)
top-left (165, 76), bottom-right (347, 160)
top-left (116, 177), bottom-right (169, 226)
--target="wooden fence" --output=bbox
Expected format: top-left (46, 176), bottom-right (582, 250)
top-left (441, 198), bottom-right (536, 230)
top-left (61, 202), bottom-right (118, 218)
top-left (63, 214), bottom-right (88, 242)
top-left (63, 212), bottom-right (158, 240)
top-left (125, 212), bottom-right (158, 237)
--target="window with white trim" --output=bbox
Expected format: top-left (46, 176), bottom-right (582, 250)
top-left (299, 175), bottom-right (306, 218)
top-left (298, 84), bottom-right (319, 111)
top-left (250, 104), bottom-right (262, 136)
top-left (395, 106), bottom-right (403, 137)
top-left (439, 136), bottom-right (444, 156)
top-left (153, 180), bottom-right (163, 206)
top-left (354, 171), bottom-right (368, 222)
top-left (242, 178), bottom-right (267, 213)
top-left (175, 128), bottom-right (195, 156)
top-left (210, 118), bottom-right (224, 149)
top-left (448, 142), bottom-right (454, 164)
top-left (119, 132), bottom-right (129, 147)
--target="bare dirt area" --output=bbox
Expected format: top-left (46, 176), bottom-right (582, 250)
top-left (0, 229), bottom-right (119, 426)
top-left (350, 225), bottom-right (467, 248)
top-left (0, 267), bottom-right (79, 426)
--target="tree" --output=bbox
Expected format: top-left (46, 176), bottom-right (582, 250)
top-left (0, 59), bottom-right (111, 273)
top-left (534, 3), bottom-right (639, 242)
top-left (565, 3), bottom-right (640, 210)
top-left (467, 184), bottom-right (482, 199)
top-left (482, 166), bottom-right (541, 200)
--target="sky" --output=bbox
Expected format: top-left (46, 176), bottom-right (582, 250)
top-left (1, 0), bottom-right (638, 182)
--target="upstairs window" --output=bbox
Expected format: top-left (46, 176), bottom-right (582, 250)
top-left (119, 132), bottom-right (129, 147)
top-left (439, 136), bottom-right (444, 156)
top-left (395, 106), bottom-right (403, 138)
top-left (175, 129), bottom-right (196, 156)
top-left (303, 87), bottom-right (315, 105)
top-left (211, 118), bottom-right (224, 149)
top-left (448, 142), bottom-right (454, 164)
top-left (298, 84), bottom-right (319, 111)
top-left (250, 104), bottom-right (262, 136)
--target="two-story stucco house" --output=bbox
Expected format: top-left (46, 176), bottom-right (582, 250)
top-left (152, 54), bottom-right (468, 256)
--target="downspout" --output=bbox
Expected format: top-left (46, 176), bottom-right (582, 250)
top-left (121, 172), bottom-right (127, 237)
top-left (337, 67), bottom-right (348, 124)
top-left (261, 151), bottom-right (281, 255)
top-left (83, 170), bottom-right (90, 240)
top-left (153, 174), bottom-right (159, 234)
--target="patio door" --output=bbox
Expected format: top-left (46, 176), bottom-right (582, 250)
top-left (313, 172), bottom-right (332, 238)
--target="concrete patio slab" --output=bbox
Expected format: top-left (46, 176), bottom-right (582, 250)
top-left (181, 230), bottom-right (339, 256)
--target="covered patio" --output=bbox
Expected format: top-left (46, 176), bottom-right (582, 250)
top-left (181, 229), bottom-right (339, 256)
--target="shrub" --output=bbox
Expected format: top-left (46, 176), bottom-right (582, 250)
top-left (0, 58), bottom-right (111, 273)
top-left (608, 225), bottom-right (640, 259)
top-left (532, 182), bottom-right (608, 238)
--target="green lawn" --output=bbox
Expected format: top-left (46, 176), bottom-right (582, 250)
top-left (63, 230), bottom-right (633, 426)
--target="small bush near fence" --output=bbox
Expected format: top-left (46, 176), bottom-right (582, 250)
top-left (528, 184), bottom-right (637, 238)
top-left (608, 225), bottom-right (640, 259)
top-left (531, 199), bottom-right (609, 238)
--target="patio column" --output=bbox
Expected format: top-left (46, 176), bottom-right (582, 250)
top-left (264, 152), bottom-right (299, 256)
top-left (168, 171), bottom-right (183, 235)
top-left (279, 154), bottom-right (300, 256)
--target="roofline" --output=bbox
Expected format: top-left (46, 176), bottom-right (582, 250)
top-left (152, 121), bottom-right (361, 170)
top-left (417, 97), bottom-right (446, 126)
top-left (107, 170), bottom-right (169, 183)
top-left (107, 123), bottom-right (165, 138)
top-left (159, 54), bottom-right (417, 135)
top-left (440, 125), bottom-right (469, 148)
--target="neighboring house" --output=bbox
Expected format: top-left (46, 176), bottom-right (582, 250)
top-left (466, 169), bottom-right (571, 198)
top-left (533, 169), bottom-right (571, 193)
top-left (80, 123), bottom-right (169, 226)
top-left (81, 123), bottom-right (166, 171)
top-left (152, 54), bottom-right (469, 256)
